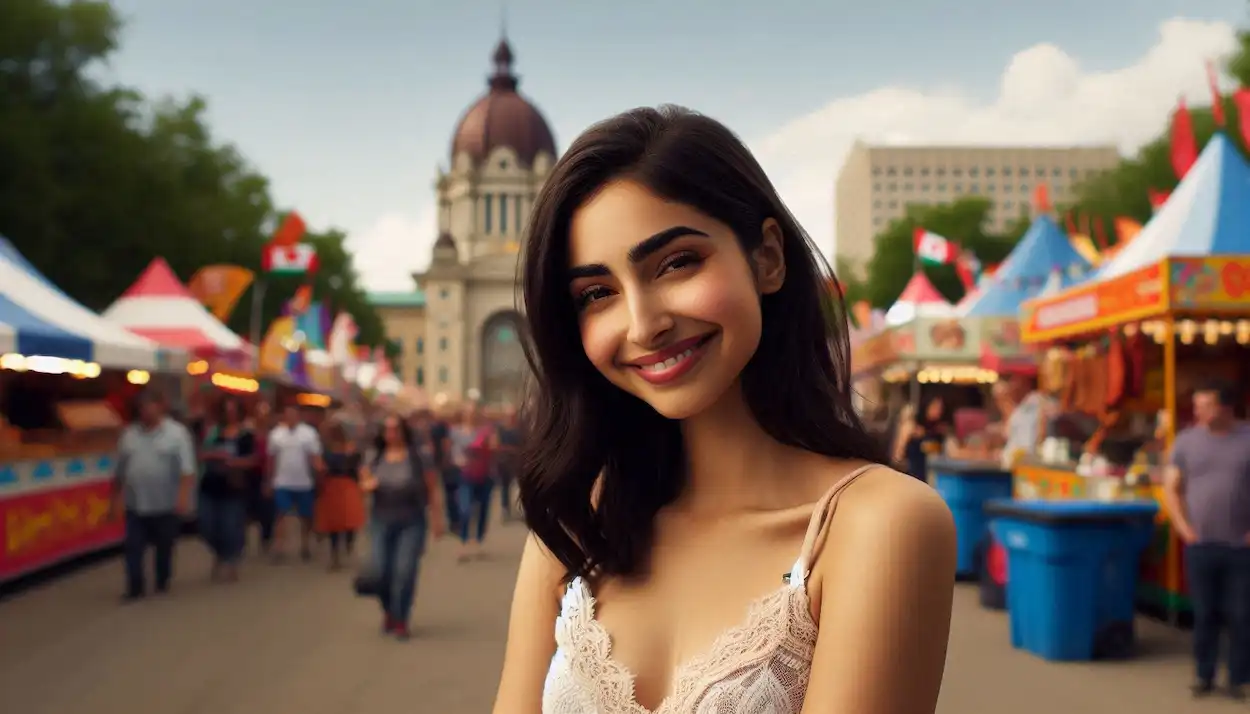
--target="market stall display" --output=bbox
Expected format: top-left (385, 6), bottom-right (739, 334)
top-left (1018, 132), bottom-right (1250, 621)
top-left (0, 241), bottom-right (184, 583)
top-left (988, 499), bottom-right (1158, 662)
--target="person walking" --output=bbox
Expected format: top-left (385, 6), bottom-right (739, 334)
top-left (245, 399), bottom-right (277, 554)
top-left (267, 404), bottom-right (323, 562)
top-left (1163, 380), bottom-right (1250, 701)
top-left (198, 397), bottom-right (256, 582)
top-left (453, 402), bottom-right (498, 561)
top-left (494, 403), bottom-right (522, 521)
top-left (360, 414), bottom-right (445, 639)
top-left (110, 390), bottom-right (196, 601)
top-left (315, 420), bottom-right (366, 570)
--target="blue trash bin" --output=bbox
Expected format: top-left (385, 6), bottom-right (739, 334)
top-left (988, 499), bottom-right (1158, 662)
top-left (929, 458), bottom-right (1014, 578)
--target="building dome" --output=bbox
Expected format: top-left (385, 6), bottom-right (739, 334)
top-left (450, 38), bottom-right (557, 169)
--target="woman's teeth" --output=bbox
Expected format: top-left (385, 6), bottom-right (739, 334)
top-left (642, 347), bottom-right (695, 372)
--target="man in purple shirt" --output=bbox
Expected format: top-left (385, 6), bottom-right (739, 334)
top-left (1164, 380), bottom-right (1250, 701)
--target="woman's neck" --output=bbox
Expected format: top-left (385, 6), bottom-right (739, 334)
top-left (677, 383), bottom-right (799, 513)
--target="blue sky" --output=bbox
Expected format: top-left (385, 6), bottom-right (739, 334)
top-left (102, 0), bottom-right (1247, 289)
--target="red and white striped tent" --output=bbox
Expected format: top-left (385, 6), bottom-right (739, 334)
top-left (103, 258), bottom-right (251, 363)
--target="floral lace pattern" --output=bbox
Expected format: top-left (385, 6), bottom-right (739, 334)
top-left (541, 464), bottom-right (877, 714)
top-left (542, 575), bottom-right (819, 714)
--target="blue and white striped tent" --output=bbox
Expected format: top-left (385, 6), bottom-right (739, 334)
top-left (1095, 132), bottom-right (1250, 281)
top-left (0, 238), bottom-right (180, 370)
top-left (961, 215), bottom-right (1090, 318)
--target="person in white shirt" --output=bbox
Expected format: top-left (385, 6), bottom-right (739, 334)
top-left (1003, 375), bottom-right (1052, 462)
top-left (267, 404), bottom-right (323, 561)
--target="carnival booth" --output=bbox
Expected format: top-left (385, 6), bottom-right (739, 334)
top-left (0, 239), bottom-right (187, 583)
top-left (104, 259), bottom-right (258, 404)
top-left (1017, 133), bottom-right (1250, 625)
top-left (929, 217), bottom-right (1093, 582)
top-left (963, 215), bottom-right (1091, 375)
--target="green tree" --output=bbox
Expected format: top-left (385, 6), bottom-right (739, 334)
top-left (0, 0), bottom-right (386, 349)
top-left (863, 197), bottom-right (1020, 309)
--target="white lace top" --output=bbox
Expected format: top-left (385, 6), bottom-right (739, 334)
top-left (541, 464), bottom-right (877, 714)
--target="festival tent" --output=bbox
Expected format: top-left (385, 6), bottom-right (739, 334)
top-left (1093, 133), bottom-right (1250, 281)
top-left (1021, 132), bottom-right (1250, 345)
top-left (852, 271), bottom-right (984, 382)
top-left (963, 216), bottom-right (1089, 318)
top-left (885, 271), bottom-right (955, 326)
top-left (959, 216), bottom-right (1089, 373)
top-left (103, 258), bottom-right (251, 363)
top-left (0, 238), bottom-right (176, 370)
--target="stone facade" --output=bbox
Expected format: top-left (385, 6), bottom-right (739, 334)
top-left (368, 37), bottom-right (556, 406)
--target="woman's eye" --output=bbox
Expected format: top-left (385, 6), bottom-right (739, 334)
top-left (659, 251), bottom-right (701, 275)
top-left (575, 285), bottom-right (613, 310)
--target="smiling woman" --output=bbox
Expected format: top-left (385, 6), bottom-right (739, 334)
top-left (495, 106), bottom-right (956, 714)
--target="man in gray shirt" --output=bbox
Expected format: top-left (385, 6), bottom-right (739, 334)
top-left (1165, 380), bottom-right (1250, 700)
top-left (111, 390), bottom-right (196, 601)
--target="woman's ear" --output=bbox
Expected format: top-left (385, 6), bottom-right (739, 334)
top-left (753, 218), bottom-right (786, 295)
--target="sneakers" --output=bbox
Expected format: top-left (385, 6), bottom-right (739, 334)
top-left (1191, 680), bottom-right (1215, 698)
top-left (381, 615), bottom-right (411, 640)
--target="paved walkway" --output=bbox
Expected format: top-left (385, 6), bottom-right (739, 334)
top-left (0, 518), bottom-right (1240, 714)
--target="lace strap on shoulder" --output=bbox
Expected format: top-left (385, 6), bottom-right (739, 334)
top-left (792, 464), bottom-right (879, 584)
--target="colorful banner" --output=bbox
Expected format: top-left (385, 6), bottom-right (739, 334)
top-left (1, 480), bottom-right (121, 582)
top-left (1169, 256), bottom-right (1250, 309)
top-left (187, 265), bottom-right (255, 322)
top-left (1021, 263), bottom-right (1165, 342)
top-left (914, 317), bottom-right (978, 359)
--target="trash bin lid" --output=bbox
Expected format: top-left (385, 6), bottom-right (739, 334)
top-left (927, 457), bottom-right (1011, 477)
top-left (984, 498), bottom-right (1158, 524)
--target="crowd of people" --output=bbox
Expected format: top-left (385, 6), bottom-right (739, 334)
top-left (109, 388), bottom-right (522, 640)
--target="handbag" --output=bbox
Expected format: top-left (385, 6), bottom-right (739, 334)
top-left (352, 563), bottom-right (382, 597)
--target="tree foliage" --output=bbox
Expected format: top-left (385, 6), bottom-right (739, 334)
top-left (862, 197), bottom-right (1024, 309)
top-left (0, 0), bottom-right (385, 347)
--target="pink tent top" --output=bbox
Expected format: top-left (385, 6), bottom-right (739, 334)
top-left (104, 259), bottom-right (250, 359)
top-left (896, 271), bottom-right (947, 305)
top-left (885, 271), bottom-right (954, 326)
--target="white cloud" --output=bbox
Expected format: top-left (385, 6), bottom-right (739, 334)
top-left (347, 205), bottom-right (437, 292)
top-left (350, 18), bottom-right (1236, 289)
top-left (749, 18), bottom-right (1237, 260)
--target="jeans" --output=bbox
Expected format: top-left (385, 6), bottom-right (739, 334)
top-left (498, 468), bottom-right (515, 516)
top-left (458, 479), bottom-right (495, 543)
top-left (370, 517), bottom-right (426, 624)
top-left (441, 467), bottom-right (462, 532)
top-left (1186, 544), bottom-right (1250, 686)
top-left (124, 511), bottom-right (179, 596)
top-left (199, 494), bottom-right (246, 564)
top-left (246, 479), bottom-right (275, 549)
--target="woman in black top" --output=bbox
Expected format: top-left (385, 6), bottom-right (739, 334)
top-left (199, 398), bottom-right (256, 581)
top-left (898, 397), bottom-right (949, 481)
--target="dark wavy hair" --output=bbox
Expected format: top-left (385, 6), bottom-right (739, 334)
top-left (371, 413), bottom-right (418, 463)
top-left (517, 105), bottom-right (887, 581)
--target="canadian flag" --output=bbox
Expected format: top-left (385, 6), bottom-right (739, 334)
top-left (913, 228), bottom-right (956, 265)
top-left (262, 243), bottom-right (319, 275)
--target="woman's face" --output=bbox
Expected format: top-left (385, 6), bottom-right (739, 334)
top-left (567, 180), bottom-right (784, 419)
top-left (383, 417), bottom-right (403, 446)
top-left (926, 399), bottom-right (943, 421)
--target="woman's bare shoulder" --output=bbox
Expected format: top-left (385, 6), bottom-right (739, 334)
top-left (825, 462), bottom-right (953, 544)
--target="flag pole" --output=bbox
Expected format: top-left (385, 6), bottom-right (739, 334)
top-left (249, 277), bottom-right (267, 374)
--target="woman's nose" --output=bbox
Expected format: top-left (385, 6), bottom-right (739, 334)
top-left (625, 291), bottom-right (675, 348)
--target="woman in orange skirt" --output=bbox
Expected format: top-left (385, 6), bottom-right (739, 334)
top-left (316, 420), bottom-right (366, 569)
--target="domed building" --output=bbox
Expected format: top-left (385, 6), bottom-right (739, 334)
top-left (369, 37), bottom-right (557, 406)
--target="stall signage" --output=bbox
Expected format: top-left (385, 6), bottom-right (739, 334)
top-left (1022, 263), bottom-right (1163, 341)
top-left (1170, 256), bottom-right (1250, 308)
top-left (0, 481), bottom-right (122, 582)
